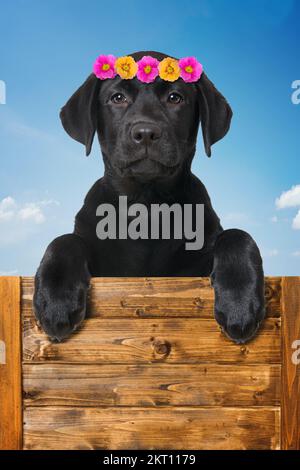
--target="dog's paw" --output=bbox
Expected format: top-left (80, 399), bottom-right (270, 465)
top-left (215, 308), bottom-right (263, 344)
top-left (212, 281), bottom-right (265, 344)
top-left (211, 229), bottom-right (265, 344)
top-left (33, 267), bottom-right (90, 342)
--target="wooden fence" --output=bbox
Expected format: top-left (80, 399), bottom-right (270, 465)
top-left (0, 276), bottom-right (299, 450)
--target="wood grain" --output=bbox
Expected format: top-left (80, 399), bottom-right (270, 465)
top-left (0, 277), bottom-right (22, 450)
top-left (21, 276), bottom-right (282, 319)
top-left (23, 363), bottom-right (281, 407)
top-left (20, 275), bottom-right (297, 450)
top-left (23, 406), bottom-right (280, 450)
top-left (281, 277), bottom-right (300, 450)
top-left (23, 317), bottom-right (281, 364)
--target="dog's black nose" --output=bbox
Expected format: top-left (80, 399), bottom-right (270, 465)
top-left (131, 122), bottom-right (162, 145)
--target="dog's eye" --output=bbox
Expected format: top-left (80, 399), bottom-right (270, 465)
top-left (167, 92), bottom-right (183, 104)
top-left (111, 93), bottom-right (127, 104)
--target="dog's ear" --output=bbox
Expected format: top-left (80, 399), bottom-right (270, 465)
top-left (197, 73), bottom-right (233, 157)
top-left (60, 74), bottom-right (100, 156)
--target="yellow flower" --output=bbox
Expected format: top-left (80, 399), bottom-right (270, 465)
top-left (158, 57), bottom-right (180, 82)
top-left (115, 56), bottom-right (138, 79)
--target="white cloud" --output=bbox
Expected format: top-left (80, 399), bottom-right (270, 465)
top-left (0, 196), bottom-right (16, 221)
top-left (270, 215), bottom-right (278, 223)
top-left (275, 185), bottom-right (300, 230)
top-left (292, 251), bottom-right (300, 257)
top-left (292, 210), bottom-right (300, 230)
top-left (0, 197), bottom-right (48, 224)
top-left (0, 196), bottom-right (60, 245)
top-left (263, 249), bottom-right (279, 258)
top-left (0, 196), bottom-right (16, 210)
top-left (0, 269), bottom-right (18, 276)
top-left (276, 185), bottom-right (300, 209)
top-left (38, 199), bottom-right (60, 207)
top-left (18, 203), bottom-right (45, 224)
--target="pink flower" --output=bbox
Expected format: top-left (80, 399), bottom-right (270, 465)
top-left (179, 57), bottom-right (203, 83)
top-left (137, 56), bottom-right (159, 83)
top-left (93, 54), bottom-right (116, 80)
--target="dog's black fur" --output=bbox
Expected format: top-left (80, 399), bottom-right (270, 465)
top-left (34, 51), bottom-right (265, 344)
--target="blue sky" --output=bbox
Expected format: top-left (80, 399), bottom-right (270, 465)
top-left (0, 0), bottom-right (299, 275)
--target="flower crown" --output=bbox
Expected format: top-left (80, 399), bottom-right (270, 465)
top-left (93, 55), bottom-right (203, 83)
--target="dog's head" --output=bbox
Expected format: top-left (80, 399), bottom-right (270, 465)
top-left (60, 51), bottom-right (232, 181)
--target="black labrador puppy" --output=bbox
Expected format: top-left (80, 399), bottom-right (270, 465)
top-left (34, 51), bottom-right (265, 344)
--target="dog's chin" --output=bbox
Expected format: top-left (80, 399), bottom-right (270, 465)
top-left (115, 158), bottom-right (180, 181)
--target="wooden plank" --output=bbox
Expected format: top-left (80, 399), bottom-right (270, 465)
top-left (281, 277), bottom-right (300, 450)
top-left (23, 363), bottom-right (281, 407)
top-left (0, 277), bottom-right (22, 450)
top-left (23, 406), bottom-right (280, 450)
top-left (23, 317), bottom-right (281, 364)
top-left (21, 276), bottom-right (282, 319)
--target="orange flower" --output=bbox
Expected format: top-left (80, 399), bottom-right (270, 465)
top-left (158, 57), bottom-right (180, 82)
top-left (115, 56), bottom-right (138, 79)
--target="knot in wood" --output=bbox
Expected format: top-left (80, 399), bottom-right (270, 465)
top-left (264, 285), bottom-right (273, 300)
top-left (152, 339), bottom-right (171, 357)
